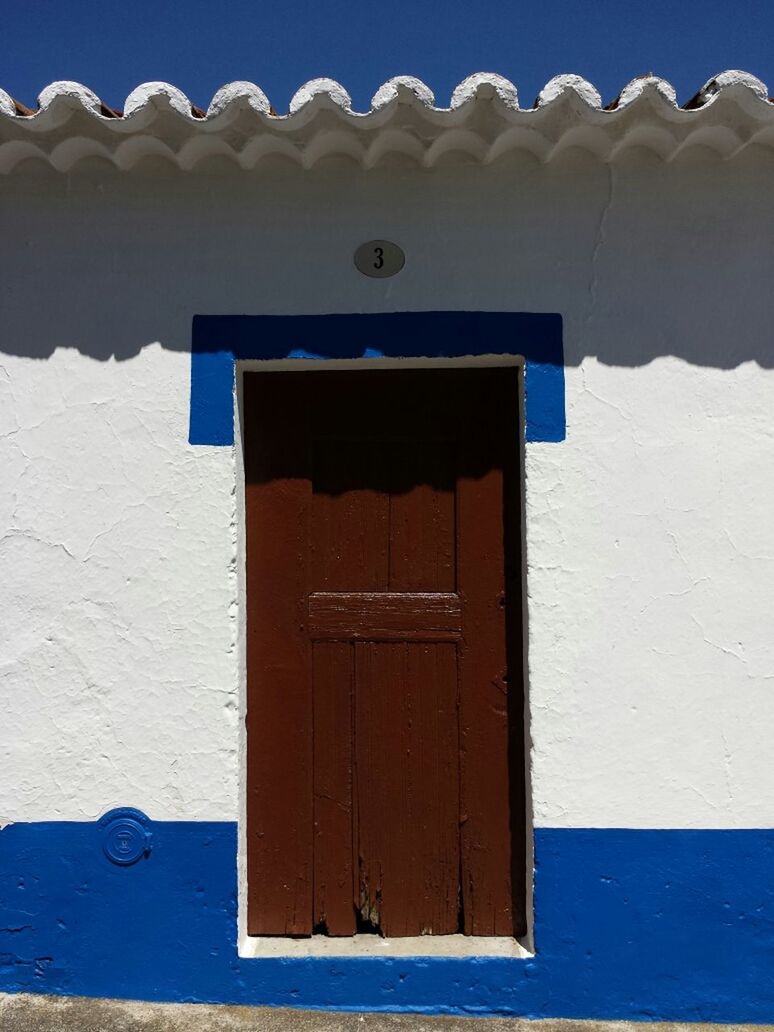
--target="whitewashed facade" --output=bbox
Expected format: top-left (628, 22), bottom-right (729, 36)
top-left (1, 72), bottom-right (773, 1018)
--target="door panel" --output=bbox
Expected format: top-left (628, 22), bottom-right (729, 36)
top-left (244, 385), bottom-right (312, 936)
top-left (312, 441), bottom-right (389, 592)
top-left (386, 442), bottom-right (456, 592)
top-left (312, 641), bottom-right (355, 936)
top-left (458, 463), bottom-right (514, 936)
top-left (244, 367), bottom-right (525, 938)
top-left (309, 592), bottom-right (461, 642)
top-left (354, 641), bottom-right (460, 937)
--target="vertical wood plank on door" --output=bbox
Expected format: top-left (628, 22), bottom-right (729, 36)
top-left (244, 373), bottom-right (314, 936)
top-left (457, 370), bottom-right (523, 937)
top-left (355, 641), bottom-right (460, 937)
top-left (312, 641), bottom-right (356, 935)
top-left (312, 441), bottom-right (389, 592)
top-left (388, 442), bottom-right (456, 593)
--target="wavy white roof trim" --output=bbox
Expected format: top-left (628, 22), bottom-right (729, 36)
top-left (1, 72), bottom-right (773, 172)
top-left (289, 78), bottom-right (352, 115)
top-left (450, 73), bottom-right (519, 110)
top-left (372, 76), bottom-right (435, 110)
top-left (37, 80), bottom-right (104, 116)
top-left (207, 81), bottom-right (271, 117)
top-left (124, 81), bottom-right (195, 119)
top-left (616, 76), bottom-right (678, 109)
top-left (697, 69), bottom-right (768, 103)
top-left (537, 74), bottom-right (602, 109)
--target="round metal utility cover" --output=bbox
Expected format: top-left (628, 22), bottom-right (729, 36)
top-left (99, 807), bottom-right (152, 866)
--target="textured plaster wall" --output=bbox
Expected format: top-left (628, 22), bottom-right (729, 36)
top-left (1, 149), bottom-right (773, 828)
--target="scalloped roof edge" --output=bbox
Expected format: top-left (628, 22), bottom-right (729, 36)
top-left (4, 71), bottom-right (774, 172)
top-left (1, 70), bottom-right (771, 120)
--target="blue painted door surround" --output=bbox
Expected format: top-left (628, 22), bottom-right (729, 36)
top-left (188, 312), bottom-right (566, 445)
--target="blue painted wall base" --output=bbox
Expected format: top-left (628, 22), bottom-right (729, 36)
top-left (2, 824), bottom-right (773, 1020)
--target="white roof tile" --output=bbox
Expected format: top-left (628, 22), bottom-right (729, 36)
top-left (1, 71), bottom-right (772, 171)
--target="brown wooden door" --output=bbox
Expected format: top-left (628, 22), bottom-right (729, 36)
top-left (244, 367), bottom-right (525, 938)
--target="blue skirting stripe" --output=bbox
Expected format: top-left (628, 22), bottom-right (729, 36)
top-left (2, 823), bottom-right (774, 1019)
top-left (189, 312), bottom-right (565, 445)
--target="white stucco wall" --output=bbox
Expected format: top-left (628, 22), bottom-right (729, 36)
top-left (1, 147), bottom-right (773, 828)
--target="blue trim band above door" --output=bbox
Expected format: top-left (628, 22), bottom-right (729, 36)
top-left (189, 312), bottom-right (565, 445)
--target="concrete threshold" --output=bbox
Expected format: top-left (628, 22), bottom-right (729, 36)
top-left (0, 995), bottom-right (771, 1032)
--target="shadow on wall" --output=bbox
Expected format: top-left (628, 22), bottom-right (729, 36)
top-left (3, 152), bottom-right (774, 369)
top-left (5, 312), bottom-right (774, 369)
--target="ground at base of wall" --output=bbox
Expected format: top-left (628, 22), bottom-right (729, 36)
top-left (0, 997), bottom-right (771, 1032)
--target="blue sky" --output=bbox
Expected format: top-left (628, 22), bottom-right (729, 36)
top-left (2, 0), bottom-right (772, 111)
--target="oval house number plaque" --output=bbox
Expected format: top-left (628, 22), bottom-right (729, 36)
top-left (354, 240), bottom-right (405, 278)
